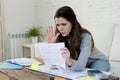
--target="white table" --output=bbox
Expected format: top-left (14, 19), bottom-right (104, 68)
top-left (22, 43), bottom-right (41, 58)
top-left (22, 43), bottom-right (35, 58)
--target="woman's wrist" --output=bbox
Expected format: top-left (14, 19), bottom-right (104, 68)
top-left (66, 58), bottom-right (72, 67)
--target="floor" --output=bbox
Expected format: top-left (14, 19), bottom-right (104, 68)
top-left (0, 72), bottom-right (9, 80)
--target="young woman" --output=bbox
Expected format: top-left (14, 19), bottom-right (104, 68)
top-left (44, 6), bottom-right (110, 71)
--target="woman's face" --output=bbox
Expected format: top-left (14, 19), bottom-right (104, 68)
top-left (55, 17), bottom-right (72, 37)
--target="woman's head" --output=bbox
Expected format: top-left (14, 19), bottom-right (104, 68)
top-left (54, 17), bottom-right (72, 36)
top-left (54, 6), bottom-right (94, 60)
top-left (54, 6), bottom-right (81, 37)
top-left (54, 6), bottom-right (77, 24)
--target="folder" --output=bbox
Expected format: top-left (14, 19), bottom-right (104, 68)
top-left (0, 61), bottom-right (23, 69)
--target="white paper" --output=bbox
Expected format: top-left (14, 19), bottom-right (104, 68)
top-left (29, 65), bottom-right (88, 79)
top-left (6, 58), bottom-right (41, 66)
top-left (38, 42), bottom-right (65, 69)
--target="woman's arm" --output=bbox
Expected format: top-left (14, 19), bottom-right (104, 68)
top-left (67, 33), bottom-right (92, 71)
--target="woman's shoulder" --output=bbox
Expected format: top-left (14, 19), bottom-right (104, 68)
top-left (81, 33), bottom-right (91, 39)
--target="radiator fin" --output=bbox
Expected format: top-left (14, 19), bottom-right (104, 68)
top-left (8, 33), bottom-right (30, 59)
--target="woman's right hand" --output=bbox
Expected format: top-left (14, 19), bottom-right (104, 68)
top-left (44, 26), bottom-right (60, 43)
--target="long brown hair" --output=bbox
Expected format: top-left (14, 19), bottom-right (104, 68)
top-left (54, 6), bottom-right (94, 60)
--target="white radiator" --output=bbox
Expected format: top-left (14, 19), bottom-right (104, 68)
top-left (8, 33), bottom-right (30, 59)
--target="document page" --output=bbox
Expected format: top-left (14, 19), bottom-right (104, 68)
top-left (29, 65), bottom-right (88, 79)
top-left (38, 42), bottom-right (65, 69)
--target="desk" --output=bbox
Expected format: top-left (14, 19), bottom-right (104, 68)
top-left (0, 62), bottom-right (119, 80)
top-left (0, 58), bottom-right (50, 80)
top-left (0, 68), bottom-right (119, 80)
top-left (0, 67), bottom-right (50, 80)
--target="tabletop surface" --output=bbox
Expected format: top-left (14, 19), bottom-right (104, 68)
top-left (0, 60), bottom-right (119, 80)
top-left (0, 58), bottom-right (50, 80)
top-left (0, 66), bottom-right (50, 80)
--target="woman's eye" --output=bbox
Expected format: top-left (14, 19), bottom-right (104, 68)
top-left (56, 24), bottom-right (59, 27)
top-left (62, 23), bottom-right (66, 26)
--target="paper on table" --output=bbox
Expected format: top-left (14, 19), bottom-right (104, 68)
top-left (38, 42), bottom-right (65, 69)
top-left (6, 58), bottom-right (42, 66)
top-left (29, 65), bottom-right (88, 79)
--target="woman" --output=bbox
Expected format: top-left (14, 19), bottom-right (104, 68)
top-left (44, 6), bottom-right (110, 71)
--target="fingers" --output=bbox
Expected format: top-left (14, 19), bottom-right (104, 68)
top-left (55, 33), bottom-right (60, 39)
top-left (44, 26), bottom-right (60, 43)
top-left (47, 26), bottom-right (53, 35)
top-left (44, 26), bottom-right (53, 38)
top-left (61, 47), bottom-right (68, 51)
top-left (49, 26), bottom-right (53, 34)
top-left (61, 47), bottom-right (69, 55)
top-left (61, 47), bottom-right (70, 59)
top-left (44, 26), bottom-right (49, 37)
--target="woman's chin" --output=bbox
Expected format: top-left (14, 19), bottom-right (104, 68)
top-left (61, 33), bottom-right (69, 37)
top-left (62, 34), bottom-right (67, 37)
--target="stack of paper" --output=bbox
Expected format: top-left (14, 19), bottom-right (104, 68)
top-left (0, 58), bottom-right (42, 69)
top-left (6, 58), bottom-right (41, 66)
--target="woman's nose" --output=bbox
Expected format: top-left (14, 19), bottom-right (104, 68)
top-left (59, 26), bottom-right (64, 31)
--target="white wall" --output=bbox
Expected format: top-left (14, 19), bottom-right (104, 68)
top-left (35, 0), bottom-right (120, 27)
top-left (3, 0), bottom-right (38, 59)
top-left (3, 0), bottom-right (37, 33)
top-left (81, 0), bottom-right (120, 27)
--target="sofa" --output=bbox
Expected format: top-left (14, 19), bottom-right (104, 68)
top-left (84, 23), bottom-right (120, 77)
top-left (34, 23), bottom-right (120, 77)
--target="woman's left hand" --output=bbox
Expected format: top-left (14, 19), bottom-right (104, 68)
top-left (61, 47), bottom-right (72, 65)
top-left (44, 26), bottom-right (60, 43)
